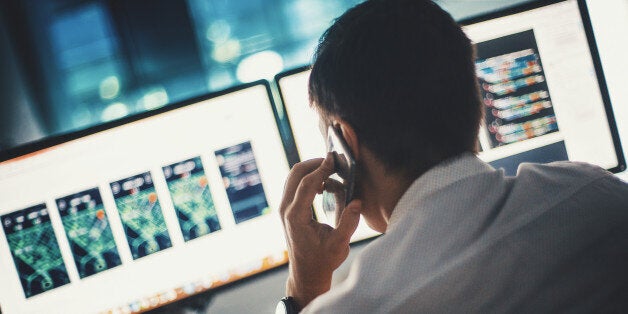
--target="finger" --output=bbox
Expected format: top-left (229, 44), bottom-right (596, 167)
top-left (293, 153), bottom-right (334, 206)
top-left (290, 153), bottom-right (335, 223)
top-left (281, 158), bottom-right (324, 210)
top-left (322, 178), bottom-right (343, 194)
top-left (333, 199), bottom-right (362, 243)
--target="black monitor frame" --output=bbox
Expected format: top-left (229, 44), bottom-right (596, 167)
top-left (274, 64), bottom-right (312, 167)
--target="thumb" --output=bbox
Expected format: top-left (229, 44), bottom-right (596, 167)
top-left (333, 199), bottom-right (362, 243)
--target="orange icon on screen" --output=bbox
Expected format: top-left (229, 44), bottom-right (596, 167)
top-left (148, 193), bottom-right (158, 204)
top-left (199, 177), bottom-right (208, 188)
top-left (96, 209), bottom-right (105, 220)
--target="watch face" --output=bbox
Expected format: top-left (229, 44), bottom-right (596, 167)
top-left (276, 297), bottom-right (296, 314)
top-left (275, 301), bottom-right (288, 314)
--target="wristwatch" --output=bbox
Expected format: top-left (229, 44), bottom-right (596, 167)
top-left (275, 296), bottom-right (299, 314)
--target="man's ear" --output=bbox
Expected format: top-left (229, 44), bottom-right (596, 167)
top-left (334, 119), bottom-right (360, 161)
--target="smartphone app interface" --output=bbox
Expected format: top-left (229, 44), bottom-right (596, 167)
top-left (476, 30), bottom-right (558, 147)
top-left (111, 172), bottom-right (172, 259)
top-left (163, 157), bottom-right (221, 241)
top-left (2, 204), bottom-right (70, 298)
top-left (56, 188), bottom-right (122, 278)
top-left (215, 141), bottom-right (270, 224)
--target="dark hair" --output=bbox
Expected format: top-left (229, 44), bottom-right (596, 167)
top-left (309, 0), bottom-right (482, 179)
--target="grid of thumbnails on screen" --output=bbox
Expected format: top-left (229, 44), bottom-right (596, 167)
top-left (276, 0), bottom-right (623, 240)
top-left (0, 83), bottom-right (290, 313)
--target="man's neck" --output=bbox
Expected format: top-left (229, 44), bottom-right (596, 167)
top-left (358, 150), bottom-right (415, 231)
top-left (375, 171), bottom-right (413, 224)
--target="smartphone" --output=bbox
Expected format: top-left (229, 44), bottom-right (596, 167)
top-left (322, 126), bottom-right (356, 227)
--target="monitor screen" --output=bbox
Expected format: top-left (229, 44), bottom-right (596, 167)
top-left (0, 83), bottom-right (291, 313)
top-left (462, 0), bottom-right (624, 174)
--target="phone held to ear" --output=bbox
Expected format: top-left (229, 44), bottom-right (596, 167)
top-left (322, 125), bottom-right (356, 228)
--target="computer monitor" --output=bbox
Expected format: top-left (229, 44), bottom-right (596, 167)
top-left (461, 0), bottom-right (625, 174)
top-left (0, 82), bottom-right (291, 313)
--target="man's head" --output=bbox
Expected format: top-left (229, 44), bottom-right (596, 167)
top-left (309, 0), bottom-right (483, 181)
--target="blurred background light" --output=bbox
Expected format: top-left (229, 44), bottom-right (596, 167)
top-left (236, 51), bottom-right (284, 82)
top-left (0, 0), bottom-right (542, 150)
top-left (101, 102), bottom-right (129, 122)
top-left (99, 76), bottom-right (120, 100)
top-left (138, 87), bottom-right (169, 110)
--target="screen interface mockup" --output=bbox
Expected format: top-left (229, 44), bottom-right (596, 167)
top-left (0, 84), bottom-right (290, 314)
top-left (462, 0), bottom-right (622, 174)
top-left (277, 0), bottom-right (623, 240)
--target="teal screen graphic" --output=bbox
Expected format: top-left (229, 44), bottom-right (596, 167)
top-left (111, 172), bottom-right (172, 259)
top-left (163, 157), bottom-right (221, 241)
top-left (57, 188), bottom-right (121, 278)
top-left (2, 204), bottom-right (70, 298)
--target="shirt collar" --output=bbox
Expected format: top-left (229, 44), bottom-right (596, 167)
top-left (387, 153), bottom-right (495, 230)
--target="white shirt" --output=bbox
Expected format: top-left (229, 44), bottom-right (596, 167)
top-left (303, 153), bottom-right (628, 313)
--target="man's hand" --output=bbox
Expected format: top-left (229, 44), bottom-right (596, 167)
top-left (280, 153), bottom-right (362, 310)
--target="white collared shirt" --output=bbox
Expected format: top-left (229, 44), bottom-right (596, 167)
top-left (303, 153), bottom-right (628, 313)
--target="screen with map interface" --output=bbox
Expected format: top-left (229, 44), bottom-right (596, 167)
top-left (56, 188), bottom-right (122, 278)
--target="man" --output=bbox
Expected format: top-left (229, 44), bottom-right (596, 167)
top-left (277, 0), bottom-right (628, 312)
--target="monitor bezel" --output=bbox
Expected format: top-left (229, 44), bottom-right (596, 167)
top-left (459, 0), bottom-right (626, 173)
top-left (274, 64), bottom-right (312, 168)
